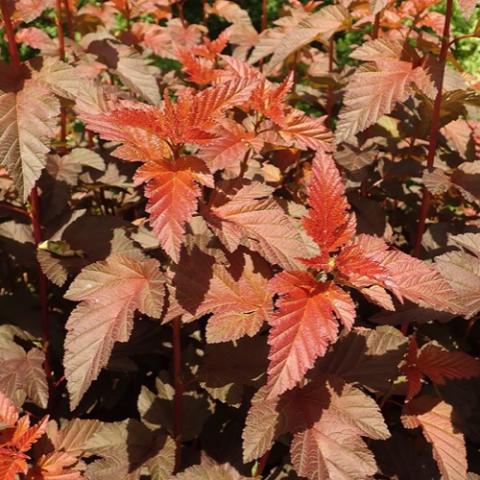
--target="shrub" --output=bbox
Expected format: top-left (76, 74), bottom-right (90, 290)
top-left (0, 0), bottom-right (480, 478)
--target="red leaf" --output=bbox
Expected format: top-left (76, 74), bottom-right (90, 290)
top-left (269, 109), bottom-right (333, 152)
top-left (266, 271), bottom-right (354, 397)
top-left (242, 386), bottom-right (280, 463)
top-left (301, 152), bottom-right (356, 269)
top-left (64, 252), bottom-right (165, 409)
top-left (402, 396), bottom-right (467, 480)
top-left (0, 392), bottom-right (48, 480)
top-left (250, 72), bottom-right (294, 125)
top-left (401, 336), bottom-right (424, 401)
top-left (175, 47), bottom-right (217, 85)
top-left (203, 258), bottom-right (272, 343)
top-left (379, 249), bottom-right (462, 313)
top-left (208, 183), bottom-right (305, 270)
top-left (83, 77), bottom-right (257, 155)
top-left (0, 449), bottom-right (29, 480)
top-left (290, 381), bottom-right (389, 480)
top-left (336, 46), bottom-right (434, 142)
top-left (0, 391), bottom-right (19, 427)
top-left (135, 156), bottom-right (212, 261)
top-left (335, 237), bottom-right (389, 288)
top-left (26, 451), bottom-right (82, 480)
top-left (402, 336), bottom-right (480, 401)
top-left (199, 120), bottom-right (258, 172)
top-left (0, 77), bottom-right (60, 200)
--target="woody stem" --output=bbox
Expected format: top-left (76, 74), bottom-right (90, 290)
top-left (413, 0), bottom-right (453, 257)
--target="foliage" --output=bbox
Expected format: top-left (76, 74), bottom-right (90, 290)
top-left (0, 0), bottom-right (480, 479)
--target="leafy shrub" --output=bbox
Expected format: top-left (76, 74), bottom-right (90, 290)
top-left (0, 0), bottom-right (480, 479)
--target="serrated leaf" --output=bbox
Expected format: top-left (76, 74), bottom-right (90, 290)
top-left (0, 78), bottom-right (60, 200)
top-left (64, 253), bottom-right (165, 409)
top-left (208, 183), bottom-right (305, 270)
top-left (316, 327), bottom-right (407, 392)
top-left (135, 156), bottom-right (212, 262)
top-left (379, 249), bottom-right (462, 314)
top-left (114, 45), bottom-right (161, 105)
top-left (0, 344), bottom-right (48, 409)
top-left (402, 396), bottom-right (467, 480)
top-left (263, 5), bottom-right (350, 74)
top-left (199, 120), bottom-right (256, 172)
top-left (402, 337), bottom-right (480, 401)
top-left (436, 252), bottom-right (480, 316)
top-left (33, 58), bottom-right (85, 100)
top-left (83, 77), bottom-right (257, 156)
top-left (336, 59), bottom-right (431, 143)
top-left (84, 418), bottom-right (170, 479)
top-left (26, 450), bottom-right (82, 479)
top-left (242, 386), bottom-right (280, 463)
top-left (174, 456), bottom-right (251, 479)
top-left (0, 391), bottom-right (19, 427)
top-left (0, 391), bottom-right (48, 480)
top-left (301, 152), bottom-right (356, 269)
top-left (290, 381), bottom-right (388, 480)
top-left (266, 271), bottom-right (354, 397)
top-left (203, 259), bottom-right (272, 343)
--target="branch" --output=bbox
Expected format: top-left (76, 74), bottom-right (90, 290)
top-left (326, 36), bottom-right (335, 119)
top-left (372, 12), bottom-right (381, 39)
top-left (0, 0), bottom-right (21, 72)
top-left (413, 0), bottom-right (454, 257)
top-left (0, 201), bottom-right (29, 218)
top-left (261, 0), bottom-right (268, 32)
top-left (62, 0), bottom-right (74, 38)
top-left (54, 0), bottom-right (68, 150)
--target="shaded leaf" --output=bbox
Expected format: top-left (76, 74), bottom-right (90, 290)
top-left (402, 396), bottom-right (467, 480)
top-left (64, 252), bottom-right (165, 409)
top-left (0, 78), bottom-right (60, 200)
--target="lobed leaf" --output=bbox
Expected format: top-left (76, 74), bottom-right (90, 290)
top-left (64, 253), bottom-right (165, 409)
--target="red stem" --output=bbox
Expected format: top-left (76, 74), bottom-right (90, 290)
top-left (0, 0), bottom-right (21, 72)
top-left (54, 0), bottom-right (66, 60)
top-left (172, 315), bottom-right (183, 472)
top-left (54, 0), bottom-right (68, 149)
top-left (0, 201), bottom-right (29, 217)
top-left (261, 0), bottom-right (267, 32)
top-left (413, 0), bottom-right (453, 257)
top-left (124, 0), bottom-right (132, 31)
top-left (372, 12), bottom-right (381, 39)
top-left (62, 0), bottom-right (74, 38)
top-left (177, 0), bottom-right (186, 28)
top-left (30, 187), bottom-right (53, 411)
top-left (87, 130), bottom-right (95, 148)
top-left (326, 36), bottom-right (335, 119)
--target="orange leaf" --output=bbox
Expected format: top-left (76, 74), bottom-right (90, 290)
top-left (301, 152), bottom-right (356, 269)
top-left (64, 252), bottom-right (165, 409)
top-left (401, 336), bottom-right (480, 401)
top-left (135, 156), bottom-right (212, 262)
top-left (266, 271), bottom-right (355, 397)
top-left (402, 396), bottom-right (467, 480)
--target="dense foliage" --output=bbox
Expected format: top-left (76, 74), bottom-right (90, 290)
top-left (1, 0), bottom-right (480, 478)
